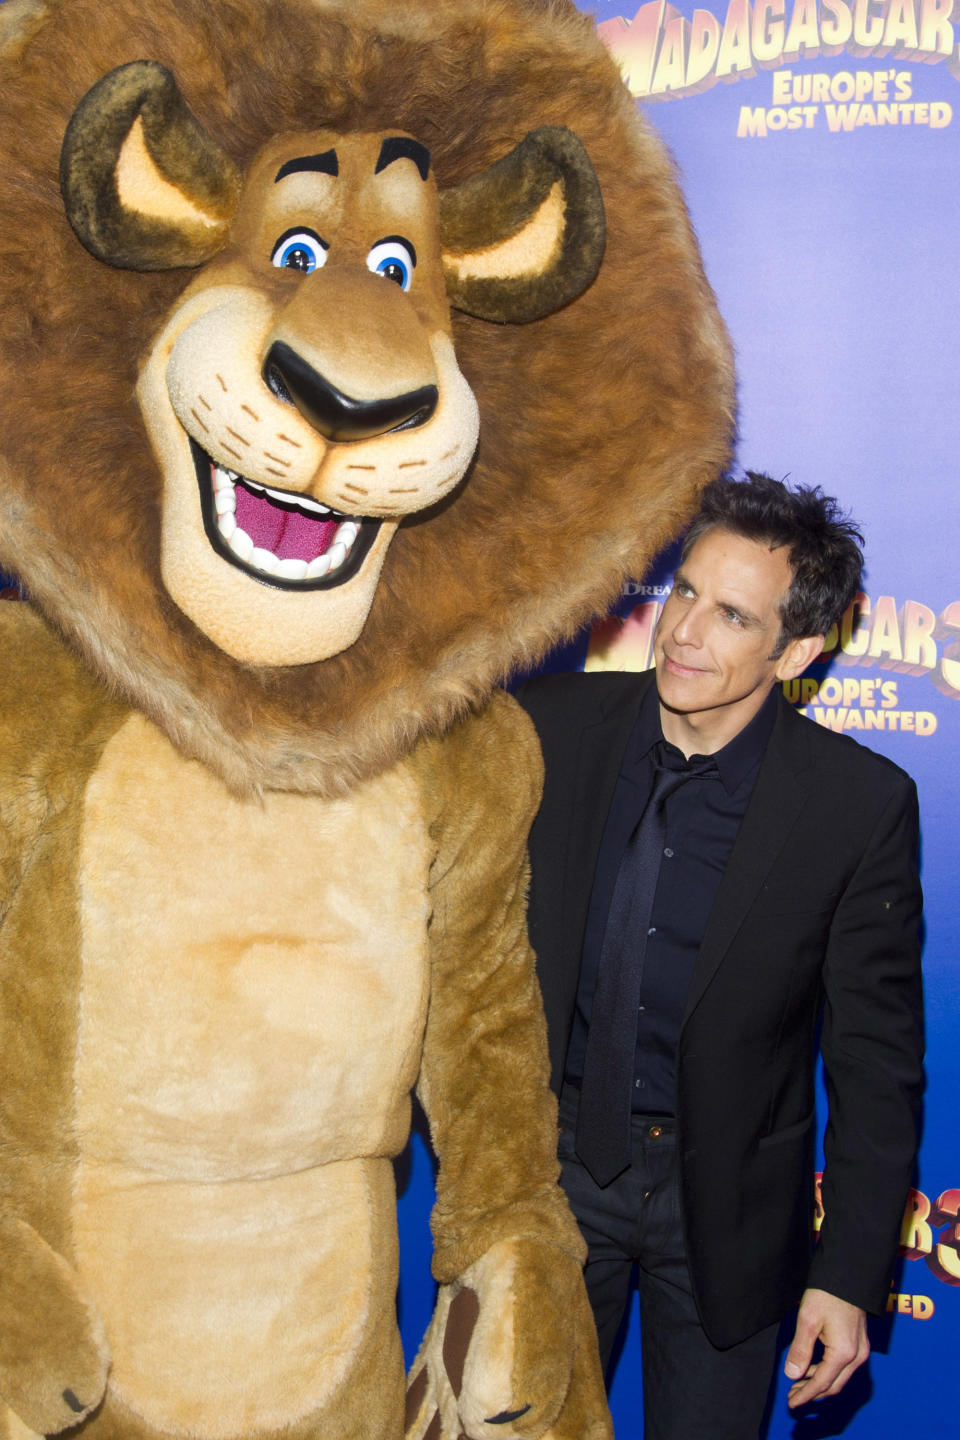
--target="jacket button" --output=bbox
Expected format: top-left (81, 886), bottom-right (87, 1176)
top-left (648, 1124), bottom-right (663, 1138)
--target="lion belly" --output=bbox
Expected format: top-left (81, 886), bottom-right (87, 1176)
top-left (72, 1161), bottom-right (395, 1436)
top-left (69, 713), bottom-right (431, 1435)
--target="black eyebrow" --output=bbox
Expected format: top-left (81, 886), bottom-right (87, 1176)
top-left (274, 150), bottom-right (339, 183)
top-left (374, 137), bottom-right (431, 181)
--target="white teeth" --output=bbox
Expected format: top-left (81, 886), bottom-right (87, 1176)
top-left (244, 477), bottom-right (331, 516)
top-left (250, 546), bottom-right (279, 575)
top-left (275, 557), bottom-right (309, 580)
top-left (305, 553), bottom-right (332, 579)
top-left (228, 526), bottom-right (254, 561)
top-left (210, 462), bottom-right (361, 583)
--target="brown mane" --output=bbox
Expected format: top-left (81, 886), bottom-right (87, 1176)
top-left (0, 0), bottom-right (733, 796)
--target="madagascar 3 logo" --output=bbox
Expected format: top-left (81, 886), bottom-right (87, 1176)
top-left (599, 1), bottom-right (960, 131)
top-left (586, 587), bottom-right (960, 735)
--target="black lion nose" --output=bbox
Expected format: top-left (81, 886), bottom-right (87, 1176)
top-left (263, 341), bottom-right (438, 442)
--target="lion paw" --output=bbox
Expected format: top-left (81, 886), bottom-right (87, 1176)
top-left (405, 1238), bottom-right (611, 1440)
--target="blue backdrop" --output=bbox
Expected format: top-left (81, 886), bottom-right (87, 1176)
top-left (1, 1), bottom-right (955, 1434)
top-left (397, 4), bottom-right (960, 1435)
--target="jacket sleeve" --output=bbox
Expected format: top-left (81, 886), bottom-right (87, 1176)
top-left (808, 770), bottom-right (924, 1313)
top-left (409, 688), bottom-right (586, 1283)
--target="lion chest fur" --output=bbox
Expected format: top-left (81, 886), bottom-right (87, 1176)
top-left (74, 713), bottom-right (431, 1175)
top-left (71, 717), bottom-right (430, 1431)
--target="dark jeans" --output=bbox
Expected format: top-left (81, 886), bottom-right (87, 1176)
top-left (558, 1084), bottom-right (779, 1440)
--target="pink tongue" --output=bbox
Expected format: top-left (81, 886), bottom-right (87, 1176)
top-left (235, 483), bottom-right (340, 561)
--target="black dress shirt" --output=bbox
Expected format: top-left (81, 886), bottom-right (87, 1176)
top-left (565, 682), bottom-right (778, 1114)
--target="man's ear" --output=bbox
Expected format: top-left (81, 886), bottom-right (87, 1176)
top-left (775, 634), bottom-right (825, 682)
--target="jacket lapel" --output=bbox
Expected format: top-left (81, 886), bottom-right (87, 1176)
top-left (558, 674), bottom-right (652, 977)
top-left (683, 695), bottom-right (815, 1023)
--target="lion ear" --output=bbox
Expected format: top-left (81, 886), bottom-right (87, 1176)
top-left (439, 127), bottom-right (605, 325)
top-left (60, 60), bottom-right (241, 271)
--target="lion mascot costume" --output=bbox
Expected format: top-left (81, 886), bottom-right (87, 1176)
top-left (0, 1), bottom-right (733, 1437)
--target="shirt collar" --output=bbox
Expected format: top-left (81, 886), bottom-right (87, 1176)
top-left (629, 676), bottom-right (779, 794)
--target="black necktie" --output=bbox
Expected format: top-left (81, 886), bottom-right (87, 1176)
top-left (575, 746), bottom-right (719, 1187)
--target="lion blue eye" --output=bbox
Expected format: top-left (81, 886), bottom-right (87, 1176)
top-left (367, 237), bottom-right (416, 291)
top-left (271, 229), bottom-right (329, 273)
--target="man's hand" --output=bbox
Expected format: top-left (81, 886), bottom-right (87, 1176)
top-left (783, 1288), bottom-right (869, 1409)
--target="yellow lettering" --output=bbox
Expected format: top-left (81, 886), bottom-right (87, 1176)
top-left (606, 1), bottom-right (664, 97)
top-left (812, 707), bottom-right (847, 732)
top-left (716, 0), bottom-right (756, 78)
top-left (852, 0), bottom-right (885, 50)
top-left (737, 105), bottom-right (769, 136)
top-left (821, 0), bottom-right (854, 48)
top-left (865, 594), bottom-right (903, 664)
top-left (883, 0), bottom-right (921, 53)
top-left (934, 599), bottom-right (960, 697)
top-left (772, 68), bottom-right (793, 102)
top-left (919, 0), bottom-right (956, 55)
top-left (901, 1189), bottom-right (933, 1258)
top-left (687, 8), bottom-right (723, 89)
top-left (784, 0), bottom-right (822, 58)
top-left (652, 14), bottom-right (690, 94)
top-left (927, 1189), bottom-right (960, 1284)
top-left (897, 600), bottom-right (937, 674)
top-left (753, 0), bottom-right (786, 64)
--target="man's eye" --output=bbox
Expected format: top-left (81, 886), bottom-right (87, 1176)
top-left (367, 237), bottom-right (416, 291)
top-left (271, 229), bottom-right (329, 273)
top-left (724, 610), bottom-right (745, 626)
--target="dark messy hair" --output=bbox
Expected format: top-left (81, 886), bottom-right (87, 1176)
top-left (681, 472), bottom-right (864, 656)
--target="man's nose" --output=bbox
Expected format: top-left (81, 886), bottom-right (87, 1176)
top-left (672, 602), bottom-right (704, 647)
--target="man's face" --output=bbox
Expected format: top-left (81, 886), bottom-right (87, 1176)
top-left (654, 527), bottom-right (801, 745)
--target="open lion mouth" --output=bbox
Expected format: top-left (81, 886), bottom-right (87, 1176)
top-left (192, 440), bottom-right (380, 590)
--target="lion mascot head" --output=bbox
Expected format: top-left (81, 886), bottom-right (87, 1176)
top-left (0, 4), bottom-right (733, 1439)
top-left (0, 0), bottom-right (732, 795)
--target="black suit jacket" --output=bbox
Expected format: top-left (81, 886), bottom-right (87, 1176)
top-left (518, 669), bottom-right (923, 1348)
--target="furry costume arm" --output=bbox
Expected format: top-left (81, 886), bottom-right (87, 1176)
top-left (0, 1218), bottom-right (110, 1433)
top-left (413, 691), bottom-right (578, 1273)
top-left (0, 608), bottom-right (115, 1432)
top-left (405, 690), bottom-right (609, 1440)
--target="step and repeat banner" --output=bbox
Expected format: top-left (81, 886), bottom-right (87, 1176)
top-left (400, 4), bottom-right (960, 1437)
top-left (0, 3), bottom-right (954, 1436)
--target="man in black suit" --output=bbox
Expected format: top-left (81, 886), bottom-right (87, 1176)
top-left (518, 474), bottom-right (923, 1439)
